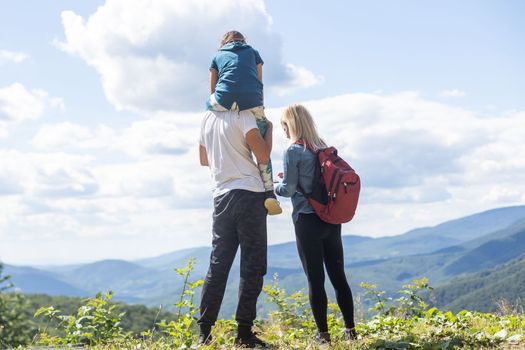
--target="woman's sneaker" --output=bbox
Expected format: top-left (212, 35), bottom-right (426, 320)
top-left (264, 191), bottom-right (282, 215)
top-left (314, 331), bottom-right (331, 344)
top-left (342, 327), bottom-right (358, 341)
top-left (197, 332), bottom-right (212, 346)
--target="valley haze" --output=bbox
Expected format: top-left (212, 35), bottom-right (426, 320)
top-left (5, 205), bottom-right (525, 315)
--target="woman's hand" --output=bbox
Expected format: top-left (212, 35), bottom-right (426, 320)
top-left (277, 172), bottom-right (284, 179)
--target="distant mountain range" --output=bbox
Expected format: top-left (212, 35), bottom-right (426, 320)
top-left (4, 205), bottom-right (525, 316)
top-left (434, 254), bottom-right (525, 313)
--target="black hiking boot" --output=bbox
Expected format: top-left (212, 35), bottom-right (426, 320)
top-left (235, 327), bottom-right (268, 348)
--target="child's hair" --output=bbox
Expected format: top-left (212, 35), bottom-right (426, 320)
top-left (282, 104), bottom-right (327, 152)
top-left (220, 30), bottom-right (246, 47)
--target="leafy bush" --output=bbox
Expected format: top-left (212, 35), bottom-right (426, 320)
top-left (34, 291), bottom-right (127, 346)
top-left (360, 277), bottom-right (433, 318)
top-left (23, 293), bottom-right (176, 338)
top-left (262, 274), bottom-right (316, 345)
top-left (356, 278), bottom-right (524, 349)
top-left (0, 262), bottom-right (33, 348)
top-left (155, 258), bottom-right (204, 348)
top-left (27, 260), bottom-right (525, 349)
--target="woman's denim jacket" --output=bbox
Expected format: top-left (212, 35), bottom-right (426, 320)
top-left (275, 143), bottom-right (316, 222)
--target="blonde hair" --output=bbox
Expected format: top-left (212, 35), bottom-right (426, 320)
top-left (220, 30), bottom-right (246, 47)
top-left (281, 104), bottom-right (327, 152)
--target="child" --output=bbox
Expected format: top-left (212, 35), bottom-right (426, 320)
top-left (207, 30), bottom-right (282, 215)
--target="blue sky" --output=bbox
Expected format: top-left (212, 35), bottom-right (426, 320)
top-left (268, 0), bottom-right (525, 109)
top-left (1, 0), bottom-right (524, 265)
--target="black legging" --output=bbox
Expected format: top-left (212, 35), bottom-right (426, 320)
top-left (294, 213), bottom-right (355, 332)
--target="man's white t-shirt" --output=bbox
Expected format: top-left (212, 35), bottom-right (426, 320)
top-left (199, 110), bottom-right (265, 198)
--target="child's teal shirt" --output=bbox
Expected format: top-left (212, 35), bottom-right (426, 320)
top-left (210, 41), bottom-right (264, 111)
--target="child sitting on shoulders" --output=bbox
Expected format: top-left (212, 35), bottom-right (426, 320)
top-left (207, 30), bottom-right (282, 215)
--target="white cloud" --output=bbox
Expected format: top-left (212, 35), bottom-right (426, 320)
top-left (270, 64), bottom-right (324, 96)
top-left (0, 171), bottom-right (24, 195)
top-left (32, 122), bottom-right (115, 150)
top-left (118, 116), bottom-right (198, 157)
top-left (0, 150), bottom-right (97, 198)
top-left (440, 89), bottom-right (466, 97)
top-left (284, 92), bottom-right (485, 189)
top-left (57, 0), bottom-right (320, 113)
top-left (3, 92), bottom-right (525, 264)
top-left (0, 83), bottom-right (64, 137)
top-left (29, 113), bottom-right (210, 201)
top-left (267, 92), bottom-right (525, 236)
top-left (31, 114), bottom-right (199, 158)
top-left (0, 50), bottom-right (28, 64)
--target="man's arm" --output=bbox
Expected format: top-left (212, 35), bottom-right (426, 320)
top-left (199, 145), bottom-right (209, 166)
top-left (246, 128), bottom-right (270, 165)
top-left (210, 69), bottom-right (218, 94)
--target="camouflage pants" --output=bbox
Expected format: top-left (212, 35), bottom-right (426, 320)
top-left (198, 189), bottom-right (267, 331)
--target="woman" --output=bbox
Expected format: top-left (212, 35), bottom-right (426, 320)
top-left (276, 104), bottom-right (357, 343)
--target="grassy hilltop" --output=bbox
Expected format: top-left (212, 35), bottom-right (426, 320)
top-left (3, 206), bottom-right (525, 349)
top-left (2, 260), bottom-right (524, 350)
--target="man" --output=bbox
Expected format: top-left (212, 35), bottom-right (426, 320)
top-left (198, 109), bottom-right (272, 347)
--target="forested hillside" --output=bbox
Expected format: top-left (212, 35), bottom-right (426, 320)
top-left (434, 254), bottom-right (525, 313)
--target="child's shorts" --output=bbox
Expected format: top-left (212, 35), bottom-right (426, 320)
top-left (208, 94), bottom-right (265, 120)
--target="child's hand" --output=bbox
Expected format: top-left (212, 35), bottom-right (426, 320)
top-left (277, 172), bottom-right (284, 179)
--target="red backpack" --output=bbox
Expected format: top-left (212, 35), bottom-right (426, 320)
top-left (297, 141), bottom-right (360, 224)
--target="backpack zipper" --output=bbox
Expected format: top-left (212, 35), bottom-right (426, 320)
top-left (333, 173), bottom-right (345, 201)
top-left (327, 168), bottom-right (339, 199)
